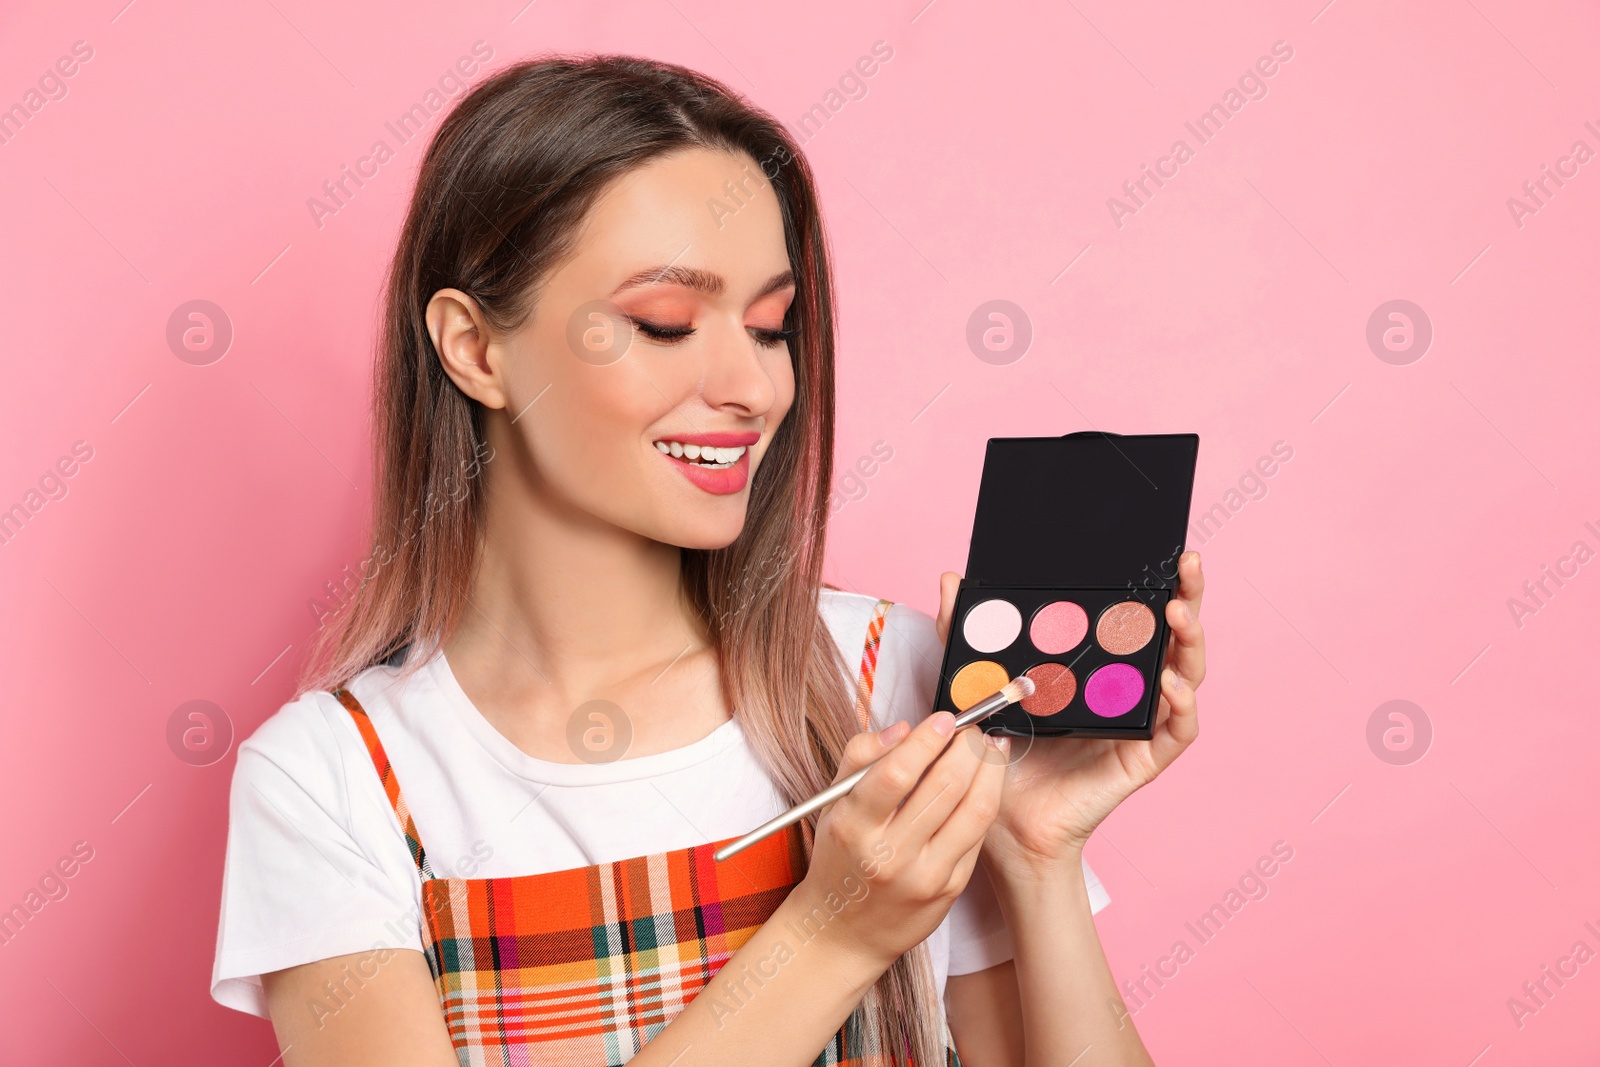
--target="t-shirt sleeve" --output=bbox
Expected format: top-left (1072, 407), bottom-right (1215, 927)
top-left (868, 602), bottom-right (1112, 977)
top-left (211, 690), bottom-right (425, 1018)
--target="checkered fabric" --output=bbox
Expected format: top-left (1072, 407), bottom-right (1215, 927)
top-left (853, 599), bottom-right (894, 732)
top-left (332, 602), bottom-right (961, 1066)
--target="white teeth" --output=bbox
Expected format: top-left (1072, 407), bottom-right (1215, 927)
top-left (653, 441), bottom-right (748, 467)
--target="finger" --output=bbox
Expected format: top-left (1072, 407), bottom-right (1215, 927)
top-left (893, 726), bottom-right (984, 840)
top-left (928, 731), bottom-right (1008, 865)
top-left (831, 721), bottom-right (911, 785)
top-left (845, 711), bottom-right (962, 822)
top-left (943, 829), bottom-right (988, 901)
top-left (935, 571), bottom-right (961, 646)
top-left (1164, 595), bottom-right (1207, 688)
top-left (1146, 668), bottom-right (1198, 774)
top-left (1177, 550), bottom-right (1204, 617)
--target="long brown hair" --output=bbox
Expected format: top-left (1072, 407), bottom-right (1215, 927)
top-left (297, 54), bottom-right (951, 1065)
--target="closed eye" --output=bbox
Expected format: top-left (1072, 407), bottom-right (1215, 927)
top-left (751, 326), bottom-right (796, 349)
top-left (626, 317), bottom-right (796, 350)
top-left (627, 318), bottom-right (694, 343)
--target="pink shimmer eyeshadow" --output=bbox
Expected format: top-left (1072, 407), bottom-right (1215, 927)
top-left (1083, 663), bottom-right (1145, 718)
top-left (1030, 601), bottom-right (1088, 654)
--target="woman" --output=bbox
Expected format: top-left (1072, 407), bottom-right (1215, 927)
top-left (210, 54), bottom-right (1206, 1067)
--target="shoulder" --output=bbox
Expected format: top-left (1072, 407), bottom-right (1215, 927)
top-left (228, 662), bottom-right (402, 830)
top-left (213, 668), bottom-right (427, 1017)
top-left (818, 587), bottom-right (938, 649)
top-left (233, 688), bottom-right (352, 792)
top-left (819, 587), bottom-right (944, 731)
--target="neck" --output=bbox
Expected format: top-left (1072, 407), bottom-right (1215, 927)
top-left (443, 466), bottom-right (705, 705)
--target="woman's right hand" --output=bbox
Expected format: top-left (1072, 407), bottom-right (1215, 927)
top-left (797, 712), bottom-right (1009, 971)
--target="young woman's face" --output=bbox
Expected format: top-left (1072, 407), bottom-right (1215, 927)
top-left (489, 147), bottom-right (797, 550)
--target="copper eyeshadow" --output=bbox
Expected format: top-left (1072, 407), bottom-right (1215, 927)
top-left (1020, 663), bottom-right (1077, 716)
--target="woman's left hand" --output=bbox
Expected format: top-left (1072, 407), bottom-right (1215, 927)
top-left (935, 551), bottom-right (1207, 881)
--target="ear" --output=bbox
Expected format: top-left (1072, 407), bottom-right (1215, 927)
top-left (935, 571), bottom-right (961, 645)
top-left (427, 288), bottom-right (508, 410)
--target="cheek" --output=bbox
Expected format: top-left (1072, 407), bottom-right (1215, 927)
top-left (768, 351), bottom-right (798, 423)
top-left (540, 373), bottom-right (658, 459)
top-left (514, 328), bottom-right (662, 468)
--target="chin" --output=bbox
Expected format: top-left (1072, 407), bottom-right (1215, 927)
top-left (652, 502), bottom-right (750, 552)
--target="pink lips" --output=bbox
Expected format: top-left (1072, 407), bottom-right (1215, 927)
top-left (656, 431), bottom-right (760, 496)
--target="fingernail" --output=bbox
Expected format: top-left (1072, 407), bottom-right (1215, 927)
top-left (931, 712), bottom-right (956, 737)
top-left (1183, 602), bottom-right (1194, 623)
top-left (996, 734), bottom-right (1011, 751)
top-left (880, 721), bottom-right (909, 746)
top-left (1167, 670), bottom-right (1184, 691)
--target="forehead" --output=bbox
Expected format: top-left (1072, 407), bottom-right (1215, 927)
top-left (568, 146), bottom-right (790, 280)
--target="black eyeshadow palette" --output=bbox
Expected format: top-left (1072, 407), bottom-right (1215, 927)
top-left (934, 431), bottom-right (1200, 739)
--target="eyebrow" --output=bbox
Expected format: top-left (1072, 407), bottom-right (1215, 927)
top-left (610, 265), bottom-right (795, 301)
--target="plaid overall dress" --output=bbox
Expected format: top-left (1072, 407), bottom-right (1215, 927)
top-left (333, 599), bottom-right (963, 1067)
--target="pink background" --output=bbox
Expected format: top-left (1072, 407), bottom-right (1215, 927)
top-left (3, 0), bottom-right (1597, 1062)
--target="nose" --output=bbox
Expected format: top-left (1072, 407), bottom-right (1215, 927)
top-left (699, 313), bottom-right (778, 417)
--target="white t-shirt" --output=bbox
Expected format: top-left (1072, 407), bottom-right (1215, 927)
top-left (210, 589), bottom-right (1109, 1018)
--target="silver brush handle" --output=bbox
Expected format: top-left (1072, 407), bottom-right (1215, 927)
top-left (712, 687), bottom-right (1015, 862)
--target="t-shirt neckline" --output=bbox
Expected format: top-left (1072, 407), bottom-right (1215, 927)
top-left (424, 646), bottom-right (744, 786)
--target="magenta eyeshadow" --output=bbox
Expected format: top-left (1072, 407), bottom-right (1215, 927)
top-left (1084, 663), bottom-right (1145, 718)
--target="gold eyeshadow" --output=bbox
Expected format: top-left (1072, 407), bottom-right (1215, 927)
top-left (1096, 601), bottom-right (1156, 655)
top-left (934, 432), bottom-right (1199, 739)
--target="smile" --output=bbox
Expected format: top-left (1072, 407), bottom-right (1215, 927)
top-left (651, 432), bottom-right (761, 496)
top-left (653, 440), bottom-right (747, 469)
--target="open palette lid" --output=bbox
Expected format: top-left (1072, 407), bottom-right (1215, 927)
top-left (964, 431), bottom-right (1200, 589)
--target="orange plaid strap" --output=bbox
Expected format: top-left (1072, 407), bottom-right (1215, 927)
top-left (332, 687), bottom-right (436, 881)
top-left (852, 598), bottom-right (894, 731)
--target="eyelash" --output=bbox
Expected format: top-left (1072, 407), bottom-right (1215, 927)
top-left (628, 318), bottom-right (797, 350)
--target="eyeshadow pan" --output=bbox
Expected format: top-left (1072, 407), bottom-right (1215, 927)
top-left (1084, 663), bottom-right (1145, 717)
top-left (1096, 601), bottom-right (1156, 655)
top-left (1030, 601), bottom-right (1088, 654)
top-left (1020, 663), bottom-right (1076, 716)
top-left (948, 660), bottom-right (1010, 711)
top-left (962, 599), bottom-right (1022, 653)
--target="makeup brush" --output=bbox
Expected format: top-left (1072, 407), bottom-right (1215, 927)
top-left (712, 676), bottom-right (1036, 862)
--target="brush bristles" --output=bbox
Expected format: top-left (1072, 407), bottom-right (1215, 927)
top-left (1001, 676), bottom-right (1035, 703)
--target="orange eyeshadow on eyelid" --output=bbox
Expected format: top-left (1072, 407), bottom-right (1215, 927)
top-left (617, 297), bottom-right (696, 319)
